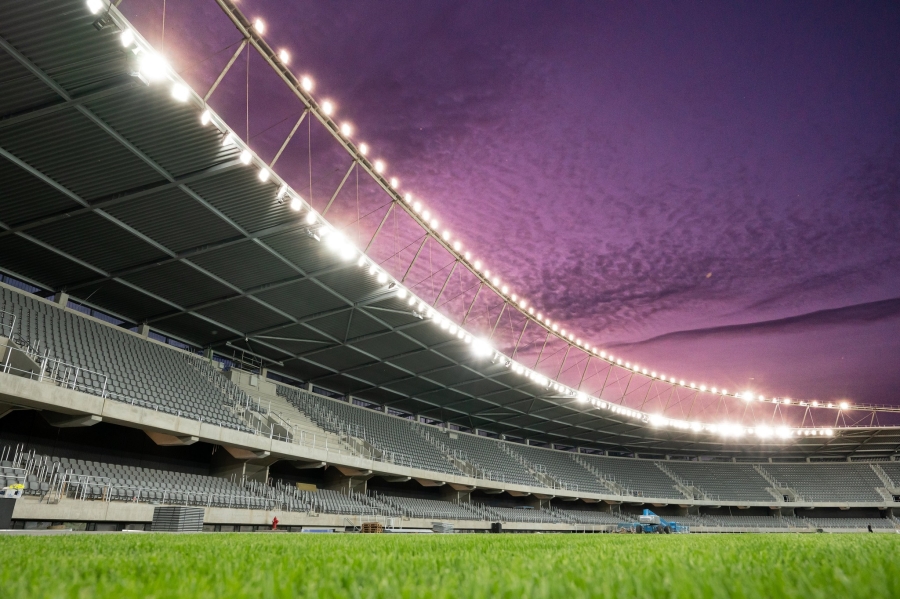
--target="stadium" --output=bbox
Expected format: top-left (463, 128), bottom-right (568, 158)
top-left (1, 0), bottom-right (899, 597)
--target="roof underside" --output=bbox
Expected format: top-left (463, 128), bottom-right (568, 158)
top-left (1, 0), bottom-right (898, 460)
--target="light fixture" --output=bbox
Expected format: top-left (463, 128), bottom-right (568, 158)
top-left (839, 401), bottom-right (849, 410)
top-left (253, 18), bottom-right (265, 34)
top-left (239, 150), bottom-right (252, 165)
top-left (340, 123), bottom-right (353, 136)
top-left (222, 132), bottom-right (235, 146)
top-left (290, 197), bottom-right (302, 211)
top-left (321, 100), bottom-right (334, 116)
top-left (258, 168), bottom-right (270, 182)
top-left (120, 29), bottom-right (134, 47)
top-left (305, 211), bottom-right (317, 225)
top-left (137, 52), bottom-right (168, 82)
top-left (278, 49), bottom-right (290, 64)
top-left (390, 177), bottom-right (399, 188)
top-left (201, 110), bottom-right (212, 126)
top-left (276, 184), bottom-right (288, 200)
top-left (87, 0), bottom-right (104, 14)
top-left (374, 160), bottom-right (385, 173)
top-left (301, 76), bottom-right (314, 92)
top-left (359, 143), bottom-right (368, 155)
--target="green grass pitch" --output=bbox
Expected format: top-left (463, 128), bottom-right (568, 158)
top-left (0, 533), bottom-right (898, 598)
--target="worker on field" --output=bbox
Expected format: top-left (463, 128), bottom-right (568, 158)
top-left (272, 516), bottom-right (279, 531)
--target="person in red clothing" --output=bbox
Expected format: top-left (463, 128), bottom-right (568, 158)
top-left (272, 516), bottom-right (279, 531)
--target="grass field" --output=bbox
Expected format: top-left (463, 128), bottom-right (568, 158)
top-left (0, 533), bottom-right (898, 598)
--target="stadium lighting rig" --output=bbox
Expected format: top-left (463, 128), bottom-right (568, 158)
top-left (85, 0), bottom-right (859, 441)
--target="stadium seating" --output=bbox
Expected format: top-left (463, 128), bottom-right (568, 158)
top-left (0, 288), bottom-right (249, 431)
top-left (506, 443), bottom-right (609, 493)
top-left (664, 461), bottom-right (774, 502)
top-left (762, 463), bottom-right (884, 502)
top-left (576, 453), bottom-right (686, 499)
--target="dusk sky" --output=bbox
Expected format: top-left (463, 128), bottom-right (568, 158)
top-left (123, 1), bottom-right (900, 405)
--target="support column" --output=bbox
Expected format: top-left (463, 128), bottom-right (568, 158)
top-left (54, 291), bottom-right (69, 307)
top-left (138, 323), bottom-right (150, 338)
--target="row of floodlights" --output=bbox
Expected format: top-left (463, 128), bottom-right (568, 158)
top-left (88, 0), bottom-right (847, 439)
top-left (91, 0), bottom-right (783, 405)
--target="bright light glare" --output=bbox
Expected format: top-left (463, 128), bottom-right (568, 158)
top-left (253, 18), bottom-right (265, 34)
top-left (200, 110), bottom-right (212, 126)
top-left (839, 401), bottom-right (849, 410)
top-left (359, 143), bottom-right (368, 155)
top-left (321, 100), bottom-right (334, 116)
top-left (374, 160), bottom-right (385, 173)
top-left (120, 29), bottom-right (135, 47)
top-left (301, 76), bottom-right (314, 92)
top-left (239, 150), bottom-right (252, 165)
top-left (278, 49), bottom-right (290, 64)
top-left (305, 211), bottom-right (317, 225)
top-left (340, 123), bottom-right (353, 136)
top-left (171, 84), bottom-right (189, 102)
top-left (138, 52), bottom-right (169, 82)
top-left (290, 198), bottom-right (302, 211)
top-left (471, 338), bottom-right (492, 358)
top-left (87, 0), bottom-right (104, 15)
top-left (258, 168), bottom-right (270, 182)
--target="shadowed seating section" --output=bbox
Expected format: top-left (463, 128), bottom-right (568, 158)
top-left (0, 288), bottom-right (249, 431)
top-left (763, 463), bottom-right (884, 502)
top-left (665, 461), bottom-right (774, 501)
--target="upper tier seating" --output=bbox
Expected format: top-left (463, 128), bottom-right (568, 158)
top-left (0, 287), bottom-right (248, 431)
top-left (506, 443), bottom-right (608, 494)
top-left (577, 454), bottom-right (686, 499)
top-left (665, 461), bottom-right (774, 502)
top-left (278, 385), bottom-right (461, 476)
top-left (439, 433), bottom-right (542, 487)
top-left (763, 463), bottom-right (883, 502)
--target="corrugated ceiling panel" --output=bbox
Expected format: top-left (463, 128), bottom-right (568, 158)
top-left (87, 88), bottom-right (243, 179)
top-left (27, 211), bottom-right (168, 273)
top-left (0, 110), bottom-right (164, 201)
top-left (104, 186), bottom-right (241, 253)
top-left (186, 169), bottom-right (291, 234)
top-left (253, 279), bottom-right (346, 320)
top-left (195, 295), bottom-right (289, 334)
top-left (0, 233), bottom-right (97, 289)
top-left (0, 51), bottom-right (59, 116)
top-left (0, 158), bottom-right (80, 226)
top-left (190, 241), bottom-right (298, 291)
top-left (122, 260), bottom-right (236, 308)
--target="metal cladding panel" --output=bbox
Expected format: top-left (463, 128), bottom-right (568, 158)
top-left (0, 110), bottom-right (164, 201)
top-left (381, 377), bottom-right (444, 397)
top-left (186, 169), bottom-right (290, 235)
top-left (194, 296), bottom-right (288, 335)
top-left (450, 378), bottom-right (509, 398)
top-left (358, 305), bottom-right (422, 329)
top-left (1, 0), bottom-right (128, 96)
top-left (122, 261), bottom-right (235, 308)
top-left (341, 362), bottom-right (410, 387)
top-left (305, 309), bottom-right (386, 342)
top-left (0, 234), bottom-right (97, 289)
top-left (350, 331), bottom-right (425, 360)
top-left (190, 242), bottom-right (298, 291)
top-left (388, 350), bottom-right (454, 375)
top-left (69, 279), bottom-right (174, 321)
top-left (304, 345), bottom-right (374, 372)
top-left (0, 51), bottom-right (59, 116)
top-left (253, 279), bottom-right (345, 321)
top-left (103, 187), bottom-right (241, 253)
top-left (0, 158), bottom-right (79, 226)
top-left (262, 228), bottom-right (342, 274)
top-left (86, 88), bottom-right (242, 179)
top-left (424, 364), bottom-right (482, 387)
top-left (26, 211), bottom-right (168, 273)
top-left (313, 268), bottom-right (388, 304)
top-left (482, 388), bottom-right (534, 406)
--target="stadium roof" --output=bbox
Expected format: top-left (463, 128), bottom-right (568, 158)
top-left (2, 0), bottom-right (899, 460)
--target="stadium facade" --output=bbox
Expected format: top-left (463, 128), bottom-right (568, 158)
top-left (0, 0), bottom-right (898, 533)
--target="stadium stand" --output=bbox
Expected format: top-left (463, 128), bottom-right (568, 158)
top-left (438, 433), bottom-right (543, 487)
top-left (1, 288), bottom-right (251, 431)
top-left (664, 461), bottom-right (774, 502)
top-left (762, 463), bottom-right (884, 502)
top-left (575, 453), bottom-right (687, 499)
top-left (506, 443), bottom-right (609, 493)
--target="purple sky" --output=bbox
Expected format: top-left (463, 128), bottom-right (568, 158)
top-left (123, 1), bottom-right (900, 405)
